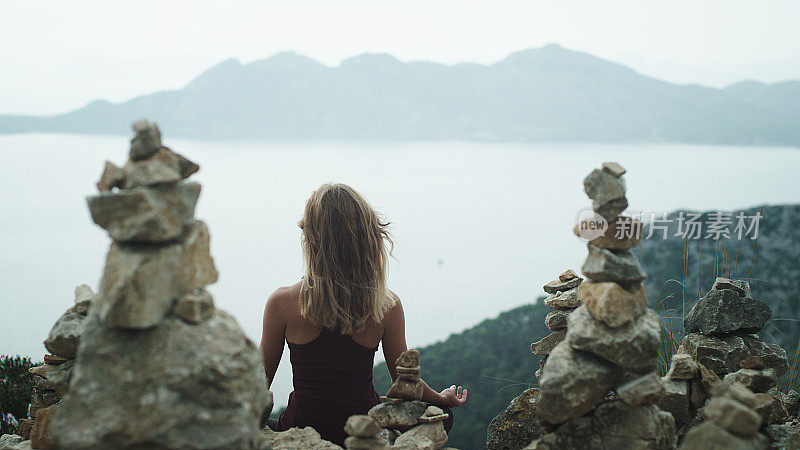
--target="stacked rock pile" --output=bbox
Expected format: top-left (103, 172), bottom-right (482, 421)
top-left (366, 350), bottom-right (450, 449)
top-left (527, 163), bottom-right (676, 449)
top-left (531, 269), bottom-right (583, 382)
top-left (18, 120), bottom-right (272, 449)
top-left (680, 383), bottom-right (767, 449)
top-left (12, 285), bottom-right (95, 446)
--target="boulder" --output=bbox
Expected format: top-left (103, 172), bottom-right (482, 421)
top-left (537, 341), bottom-right (622, 425)
top-left (566, 306), bottom-right (660, 372)
top-left (656, 379), bottom-right (692, 431)
top-left (543, 277), bottom-right (581, 295)
top-left (583, 169), bottom-right (628, 221)
top-left (666, 353), bottom-right (699, 380)
top-left (394, 422), bottom-right (447, 449)
top-left (682, 333), bottom-right (789, 378)
top-left (97, 220), bottom-right (219, 329)
top-left (684, 289), bottom-right (771, 335)
top-left (48, 310), bottom-right (270, 449)
top-left (679, 421), bottom-right (766, 450)
top-left (531, 331), bottom-right (566, 356)
top-left (544, 310), bottom-right (568, 331)
top-left (572, 216), bottom-right (642, 250)
top-left (581, 245), bottom-right (645, 283)
top-left (129, 119), bottom-right (162, 161)
top-left (87, 182), bottom-right (201, 243)
top-left (44, 309), bottom-right (86, 359)
top-left (262, 427), bottom-right (341, 449)
top-left (173, 289), bottom-right (215, 324)
top-left (579, 281), bottom-right (646, 327)
top-left (724, 369), bottom-right (777, 393)
top-left (527, 401), bottom-right (676, 450)
top-left (486, 388), bottom-right (543, 450)
top-left (617, 373), bottom-right (665, 406)
top-left (368, 401), bottom-right (427, 430)
top-left (543, 289), bottom-right (581, 309)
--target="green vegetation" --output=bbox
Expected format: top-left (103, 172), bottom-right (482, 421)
top-left (0, 355), bottom-right (36, 435)
top-left (373, 302), bottom-right (550, 449)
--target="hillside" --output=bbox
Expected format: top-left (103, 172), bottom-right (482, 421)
top-left (374, 203), bottom-right (800, 450)
top-left (2, 45), bottom-right (800, 145)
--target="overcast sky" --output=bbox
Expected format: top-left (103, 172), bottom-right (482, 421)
top-left (2, 0), bottom-right (799, 115)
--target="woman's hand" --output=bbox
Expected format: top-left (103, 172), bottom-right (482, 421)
top-left (438, 385), bottom-right (468, 407)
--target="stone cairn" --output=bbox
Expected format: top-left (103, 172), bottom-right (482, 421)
top-left (11, 120), bottom-right (272, 449)
top-left (526, 162), bottom-right (676, 449)
top-left (656, 276), bottom-right (796, 447)
top-left (531, 269), bottom-right (583, 383)
top-left (364, 350), bottom-right (450, 449)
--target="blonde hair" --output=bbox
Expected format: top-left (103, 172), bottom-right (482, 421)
top-left (298, 183), bottom-right (395, 334)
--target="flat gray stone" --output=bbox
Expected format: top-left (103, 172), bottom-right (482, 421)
top-left (544, 310), bottom-right (569, 331)
top-left (685, 288), bottom-right (771, 335)
top-left (537, 340), bottom-right (621, 425)
top-left (617, 373), bottom-right (665, 406)
top-left (566, 306), bottom-right (660, 372)
top-left (682, 333), bottom-right (789, 378)
top-left (531, 330), bottom-right (566, 356)
top-left (543, 277), bottom-right (581, 295)
top-left (368, 401), bottom-right (427, 430)
top-left (87, 182), bottom-right (201, 243)
top-left (543, 288), bottom-right (581, 309)
top-left (581, 245), bottom-right (646, 283)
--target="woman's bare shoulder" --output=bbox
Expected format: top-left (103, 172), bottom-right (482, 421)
top-left (266, 281), bottom-right (302, 313)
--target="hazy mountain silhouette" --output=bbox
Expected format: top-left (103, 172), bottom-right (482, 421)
top-left (2, 44), bottom-right (799, 145)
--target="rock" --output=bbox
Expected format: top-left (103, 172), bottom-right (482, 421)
top-left (344, 436), bottom-right (386, 449)
top-left (30, 405), bottom-right (56, 449)
top-left (97, 220), bottom-right (219, 329)
top-left (542, 277), bottom-right (582, 295)
top-left (0, 434), bottom-right (24, 449)
top-left (48, 310), bottom-right (270, 449)
top-left (27, 360), bottom-right (73, 395)
top-left (344, 415), bottom-right (381, 438)
top-left (394, 422), bottom-right (447, 449)
top-left (544, 310), bottom-right (568, 331)
top-left (740, 357), bottom-right (767, 370)
top-left (386, 378), bottom-right (424, 401)
top-left (703, 396), bottom-right (762, 438)
top-left (531, 330), bottom-right (566, 356)
top-left (263, 427), bottom-right (341, 449)
top-left (87, 182), bottom-right (201, 243)
top-left (724, 369), bottom-right (777, 393)
top-left (558, 269), bottom-right (579, 281)
top-left (763, 424), bottom-right (800, 450)
top-left (602, 162), bottom-right (626, 177)
top-left (617, 373), bottom-right (665, 406)
top-left (566, 306), bottom-right (660, 372)
top-left (396, 349), bottom-right (420, 367)
top-left (698, 363), bottom-right (721, 391)
top-left (583, 168), bottom-right (628, 221)
top-left (712, 277), bottom-right (752, 298)
top-left (543, 289), bottom-right (581, 309)
top-left (368, 401), bottom-right (427, 430)
top-left (43, 354), bottom-right (68, 366)
top-left (657, 378), bottom-right (692, 431)
top-left (573, 216), bottom-right (643, 251)
top-left (682, 333), bottom-right (789, 378)
top-left (579, 280), bottom-right (646, 328)
top-left (684, 289), bottom-right (771, 335)
top-left (667, 353), bottom-right (699, 380)
top-left (537, 340), bottom-right (622, 425)
top-left (129, 119), bottom-right (162, 161)
top-left (17, 419), bottom-right (34, 440)
top-left (43, 309), bottom-right (85, 359)
top-left (712, 382), bottom-right (760, 409)
top-left (96, 161), bottom-right (125, 192)
top-left (527, 401), bottom-right (676, 450)
top-left (173, 289), bottom-right (215, 324)
top-left (30, 389), bottom-right (61, 417)
top-left (419, 406), bottom-right (449, 424)
top-left (690, 379), bottom-right (707, 409)
top-left (752, 393), bottom-right (787, 425)
top-left (680, 421), bottom-right (767, 450)
top-left (581, 245), bottom-right (645, 283)
top-left (486, 388), bottom-right (543, 450)
top-left (120, 144), bottom-right (199, 190)
top-left (73, 284), bottom-right (95, 315)
top-left (783, 390), bottom-right (800, 416)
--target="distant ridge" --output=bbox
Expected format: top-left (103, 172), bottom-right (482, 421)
top-left (2, 44), bottom-right (799, 145)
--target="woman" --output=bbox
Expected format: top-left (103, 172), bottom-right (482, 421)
top-left (260, 183), bottom-right (467, 446)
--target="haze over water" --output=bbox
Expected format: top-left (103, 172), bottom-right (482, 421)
top-left (1, 133), bottom-right (798, 406)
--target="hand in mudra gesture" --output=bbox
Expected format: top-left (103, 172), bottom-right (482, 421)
top-left (439, 385), bottom-right (468, 407)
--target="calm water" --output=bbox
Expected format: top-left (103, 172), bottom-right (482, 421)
top-left (1, 133), bottom-right (798, 406)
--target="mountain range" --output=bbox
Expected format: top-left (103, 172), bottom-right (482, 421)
top-left (2, 44), bottom-right (799, 145)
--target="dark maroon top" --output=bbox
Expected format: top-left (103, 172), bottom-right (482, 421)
top-left (276, 326), bottom-right (380, 446)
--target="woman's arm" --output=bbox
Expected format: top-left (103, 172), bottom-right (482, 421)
top-left (260, 290), bottom-right (287, 387)
top-left (381, 293), bottom-right (468, 408)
